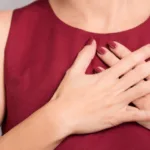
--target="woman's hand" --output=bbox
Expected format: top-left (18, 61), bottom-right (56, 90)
top-left (51, 39), bottom-right (150, 137)
top-left (96, 41), bottom-right (150, 129)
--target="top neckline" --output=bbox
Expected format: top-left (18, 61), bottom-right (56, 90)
top-left (46, 0), bottom-right (150, 37)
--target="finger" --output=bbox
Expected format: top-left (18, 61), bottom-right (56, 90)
top-left (108, 41), bottom-right (145, 67)
top-left (108, 44), bottom-right (150, 78)
top-left (71, 39), bottom-right (96, 74)
top-left (130, 80), bottom-right (150, 111)
top-left (122, 106), bottom-right (150, 122)
top-left (106, 42), bottom-right (150, 84)
top-left (108, 41), bottom-right (131, 58)
top-left (116, 61), bottom-right (150, 92)
top-left (120, 80), bottom-right (150, 104)
top-left (133, 93), bottom-right (148, 109)
top-left (97, 47), bottom-right (119, 66)
top-left (97, 42), bottom-right (131, 67)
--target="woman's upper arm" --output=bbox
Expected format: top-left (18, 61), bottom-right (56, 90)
top-left (0, 10), bottom-right (13, 125)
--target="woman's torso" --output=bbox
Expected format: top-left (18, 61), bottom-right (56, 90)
top-left (2, 0), bottom-right (150, 149)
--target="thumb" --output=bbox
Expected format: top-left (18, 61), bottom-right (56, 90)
top-left (123, 106), bottom-right (150, 123)
top-left (71, 39), bottom-right (97, 74)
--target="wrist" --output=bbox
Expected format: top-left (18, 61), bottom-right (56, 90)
top-left (45, 99), bottom-right (73, 140)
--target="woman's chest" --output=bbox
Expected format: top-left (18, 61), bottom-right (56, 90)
top-left (3, 31), bottom-right (150, 140)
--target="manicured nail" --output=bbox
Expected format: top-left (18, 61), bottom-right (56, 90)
top-left (108, 41), bottom-right (117, 49)
top-left (94, 67), bottom-right (104, 73)
top-left (86, 37), bottom-right (94, 45)
top-left (97, 47), bottom-right (107, 55)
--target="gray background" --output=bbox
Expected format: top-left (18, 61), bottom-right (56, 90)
top-left (0, 0), bottom-right (33, 10)
top-left (0, 0), bottom-right (34, 135)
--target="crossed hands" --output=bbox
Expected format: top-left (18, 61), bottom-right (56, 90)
top-left (51, 39), bottom-right (150, 137)
top-left (96, 41), bottom-right (150, 129)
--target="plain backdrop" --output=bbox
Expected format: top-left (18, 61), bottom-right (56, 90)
top-left (0, 0), bottom-right (33, 10)
top-left (0, 0), bottom-right (34, 135)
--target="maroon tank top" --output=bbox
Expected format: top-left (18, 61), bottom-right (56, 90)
top-left (2, 0), bottom-right (150, 149)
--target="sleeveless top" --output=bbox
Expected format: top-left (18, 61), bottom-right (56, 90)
top-left (2, 0), bottom-right (150, 149)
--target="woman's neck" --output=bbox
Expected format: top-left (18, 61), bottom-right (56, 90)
top-left (49, 0), bottom-right (150, 33)
top-left (63, 0), bottom-right (128, 18)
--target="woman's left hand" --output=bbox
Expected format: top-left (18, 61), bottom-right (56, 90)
top-left (96, 41), bottom-right (150, 129)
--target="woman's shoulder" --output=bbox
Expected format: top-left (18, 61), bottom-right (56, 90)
top-left (5, 0), bottom-right (52, 33)
top-left (12, 0), bottom-right (50, 19)
top-left (0, 0), bottom-right (47, 32)
top-left (0, 0), bottom-right (51, 53)
top-left (0, 10), bottom-right (13, 56)
top-left (0, 10), bottom-right (13, 125)
top-left (0, 1), bottom-right (46, 52)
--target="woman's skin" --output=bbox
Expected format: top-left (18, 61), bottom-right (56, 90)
top-left (50, 0), bottom-right (150, 33)
top-left (0, 0), bottom-right (150, 149)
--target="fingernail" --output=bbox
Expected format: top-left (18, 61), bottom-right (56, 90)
top-left (94, 67), bottom-right (104, 73)
top-left (97, 47), bottom-right (107, 55)
top-left (108, 41), bottom-right (117, 49)
top-left (86, 37), bottom-right (94, 45)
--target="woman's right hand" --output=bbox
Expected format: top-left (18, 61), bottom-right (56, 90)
top-left (51, 40), bottom-right (150, 137)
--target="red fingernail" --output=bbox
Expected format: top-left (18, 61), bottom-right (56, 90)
top-left (97, 47), bottom-right (107, 55)
top-left (94, 67), bottom-right (104, 73)
top-left (108, 41), bottom-right (117, 49)
top-left (86, 37), bottom-right (94, 45)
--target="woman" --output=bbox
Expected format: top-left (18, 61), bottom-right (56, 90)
top-left (0, 0), bottom-right (150, 149)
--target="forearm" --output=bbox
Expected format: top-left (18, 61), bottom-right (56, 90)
top-left (0, 100), bottom-right (69, 150)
